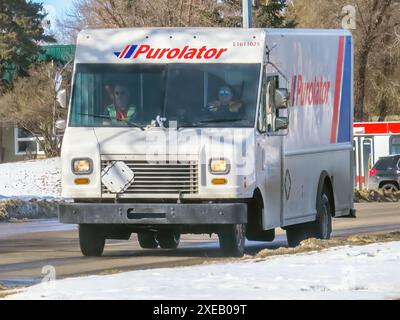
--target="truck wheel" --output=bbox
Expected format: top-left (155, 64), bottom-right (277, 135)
top-left (218, 224), bottom-right (246, 257)
top-left (79, 224), bottom-right (105, 257)
top-left (137, 232), bottom-right (159, 249)
top-left (286, 187), bottom-right (332, 247)
top-left (311, 189), bottom-right (332, 240)
top-left (157, 231), bottom-right (180, 249)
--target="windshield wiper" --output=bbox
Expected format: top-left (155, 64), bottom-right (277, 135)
top-left (79, 112), bottom-right (110, 120)
top-left (198, 118), bottom-right (245, 124)
top-left (175, 118), bottom-right (245, 129)
top-left (126, 120), bottom-right (145, 130)
top-left (78, 113), bottom-right (144, 130)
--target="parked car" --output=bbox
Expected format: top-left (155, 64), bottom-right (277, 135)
top-left (368, 155), bottom-right (400, 192)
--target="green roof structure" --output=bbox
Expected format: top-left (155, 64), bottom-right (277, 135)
top-left (2, 45), bottom-right (76, 84)
top-left (37, 45), bottom-right (76, 64)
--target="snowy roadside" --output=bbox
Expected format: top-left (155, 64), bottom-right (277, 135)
top-left (5, 241), bottom-right (400, 300)
top-left (0, 158), bottom-right (61, 221)
top-left (0, 157), bottom-right (61, 199)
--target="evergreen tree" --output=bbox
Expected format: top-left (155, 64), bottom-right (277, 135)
top-left (0, 0), bottom-right (54, 90)
top-left (207, 0), bottom-right (296, 28)
top-left (254, 0), bottom-right (297, 28)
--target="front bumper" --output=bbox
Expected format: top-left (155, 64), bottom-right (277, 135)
top-left (59, 203), bottom-right (247, 225)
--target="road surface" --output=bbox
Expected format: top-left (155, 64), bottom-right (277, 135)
top-left (0, 202), bottom-right (399, 288)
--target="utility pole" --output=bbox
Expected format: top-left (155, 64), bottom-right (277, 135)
top-left (242, 0), bottom-right (252, 28)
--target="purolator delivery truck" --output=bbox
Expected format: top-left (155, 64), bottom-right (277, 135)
top-left (59, 28), bottom-right (355, 257)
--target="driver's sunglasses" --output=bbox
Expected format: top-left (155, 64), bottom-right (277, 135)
top-left (219, 90), bottom-right (231, 96)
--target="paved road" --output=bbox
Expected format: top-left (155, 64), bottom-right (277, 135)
top-left (0, 202), bottom-right (399, 288)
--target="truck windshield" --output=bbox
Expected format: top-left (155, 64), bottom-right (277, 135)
top-left (69, 63), bottom-right (260, 128)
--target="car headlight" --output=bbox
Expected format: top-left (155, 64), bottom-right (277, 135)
top-left (209, 158), bottom-right (230, 174)
top-left (72, 158), bottom-right (93, 174)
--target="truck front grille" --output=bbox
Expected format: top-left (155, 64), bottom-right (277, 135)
top-left (101, 160), bottom-right (199, 195)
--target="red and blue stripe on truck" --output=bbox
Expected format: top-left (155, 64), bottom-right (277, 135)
top-left (332, 35), bottom-right (352, 144)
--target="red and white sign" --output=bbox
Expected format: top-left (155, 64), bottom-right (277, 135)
top-left (353, 122), bottom-right (400, 136)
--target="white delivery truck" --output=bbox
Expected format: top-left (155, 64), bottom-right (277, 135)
top-left (59, 28), bottom-right (355, 257)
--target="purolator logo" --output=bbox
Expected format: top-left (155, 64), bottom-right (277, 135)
top-left (291, 74), bottom-right (331, 107)
top-left (114, 44), bottom-right (228, 60)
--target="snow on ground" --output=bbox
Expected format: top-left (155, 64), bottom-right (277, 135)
top-left (0, 158), bottom-right (61, 200)
top-left (6, 241), bottom-right (400, 300)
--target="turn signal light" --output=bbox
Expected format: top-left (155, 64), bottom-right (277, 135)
top-left (74, 178), bottom-right (90, 185)
top-left (212, 178), bottom-right (227, 185)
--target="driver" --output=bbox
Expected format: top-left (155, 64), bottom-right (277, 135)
top-left (207, 86), bottom-right (244, 117)
top-left (105, 83), bottom-right (137, 123)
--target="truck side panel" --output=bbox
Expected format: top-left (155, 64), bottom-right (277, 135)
top-left (267, 30), bottom-right (353, 226)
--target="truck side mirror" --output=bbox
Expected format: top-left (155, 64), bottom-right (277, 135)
top-left (275, 88), bottom-right (289, 109)
top-left (56, 89), bottom-right (68, 109)
top-left (275, 117), bottom-right (289, 131)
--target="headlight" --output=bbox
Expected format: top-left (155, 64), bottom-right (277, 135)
top-left (209, 158), bottom-right (230, 174)
top-left (72, 158), bottom-right (93, 174)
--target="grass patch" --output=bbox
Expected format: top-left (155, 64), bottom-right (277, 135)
top-left (97, 269), bottom-right (124, 276)
top-left (354, 189), bottom-right (400, 203)
top-left (252, 232), bottom-right (400, 260)
top-left (0, 288), bottom-right (25, 299)
top-left (0, 199), bottom-right (59, 222)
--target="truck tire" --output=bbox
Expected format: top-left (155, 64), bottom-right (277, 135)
top-left (157, 231), bottom-right (180, 249)
top-left (218, 224), bottom-right (246, 257)
top-left (137, 232), bottom-right (159, 249)
top-left (286, 187), bottom-right (332, 247)
top-left (311, 190), bottom-right (332, 240)
top-left (79, 224), bottom-right (106, 257)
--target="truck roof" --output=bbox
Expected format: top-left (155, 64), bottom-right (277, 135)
top-left (75, 28), bottom-right (266, 64)
top-left (74, 27), bottom-right (351, 64)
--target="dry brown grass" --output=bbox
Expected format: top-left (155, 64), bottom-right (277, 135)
top-left (0, 199), bottom-right (23, 221)
top-left (354, 189), bottom-right (400, 203)
top-left (0, 199), bottom-right (59, 222)
top-left (0, 288), bottom-right (25, 299)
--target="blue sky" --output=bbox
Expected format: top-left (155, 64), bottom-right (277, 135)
top-left (35, 0), bottom-right (73, 27)
top-left (34, 0), bottom-right (73, 42)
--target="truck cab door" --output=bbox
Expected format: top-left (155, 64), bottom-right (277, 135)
top-left (255, 72), bottom-right (286, 229)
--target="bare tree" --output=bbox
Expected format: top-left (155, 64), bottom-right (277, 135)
top-left (0, 63), bottom-right (68, 157)
top-left (368, 24), bottom-right (400, 121)
top-left (57, 0), bottom-right (295, 43)
top-left (57, 0), bottom-right (218, 42)
top-left (354, 0), bottom-right (395, 120)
